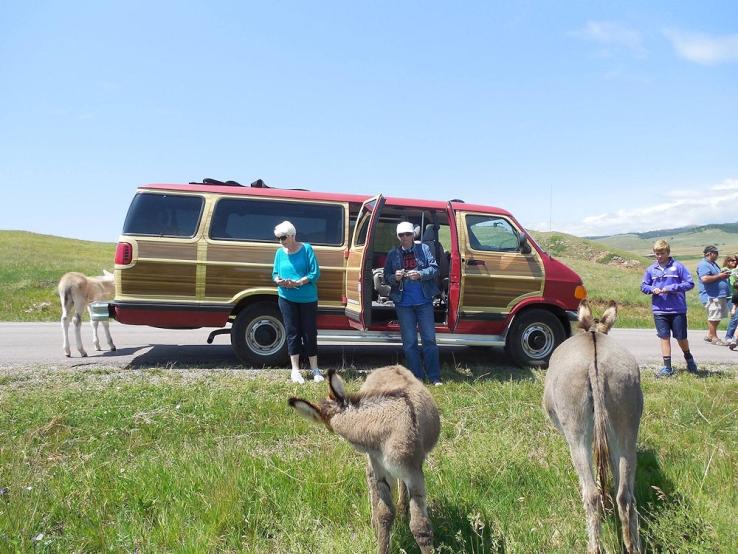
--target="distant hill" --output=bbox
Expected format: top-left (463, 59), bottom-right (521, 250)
top-left (530, 230), bottom-right (648, 269)
top-left (586, 222), bottom-right (738, 258)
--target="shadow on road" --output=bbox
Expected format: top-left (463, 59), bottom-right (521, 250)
top-left (124, 343), bottom-right (532, 381)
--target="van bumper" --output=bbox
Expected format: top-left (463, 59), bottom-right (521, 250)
top-left (111, 301), bottom-right (231, 329)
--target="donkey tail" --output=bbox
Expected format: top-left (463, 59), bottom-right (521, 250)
top-left (588, 331), bottom-right (611, 503)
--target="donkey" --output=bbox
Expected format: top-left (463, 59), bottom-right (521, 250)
top-left (288, 365), bottom-right (440, 554)
top-left (543, 300), bottom-right (643, 554)
top-left (58, 270), bottom-right (116, 357)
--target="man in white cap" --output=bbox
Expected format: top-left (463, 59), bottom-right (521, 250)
top-left (383, 221), bottom-right (442, 385)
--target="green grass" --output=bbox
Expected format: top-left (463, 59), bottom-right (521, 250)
top-left (0, 365), bottom-right (735, 552)
top-left (0, 231), bottom-right (115, 321)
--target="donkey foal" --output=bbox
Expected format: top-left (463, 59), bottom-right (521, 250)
top-left (543, 300), bottom-right (643, 554)
top-left (289, 365), bottom-right (440, 554)
top-left (58, 270), bottom-right (116, 357)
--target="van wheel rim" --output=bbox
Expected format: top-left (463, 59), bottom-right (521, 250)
top-left (521, 323), bottom-right (554, 359)
top-left (245, 316), bottom-right (285, 356)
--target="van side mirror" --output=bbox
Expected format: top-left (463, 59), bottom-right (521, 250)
top-left (519, 233), bottom-right (532, 254)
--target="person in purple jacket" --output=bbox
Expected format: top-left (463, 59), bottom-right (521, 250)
top-left (641, 239), bottom-right (698, 377)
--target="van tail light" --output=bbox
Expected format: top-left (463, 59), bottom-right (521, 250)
top-left (115, 242), bottom-right (133, 265)
top-left (574, 285), bottom-right (587, 300)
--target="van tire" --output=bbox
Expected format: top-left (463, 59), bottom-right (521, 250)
top-left (231, 302), bottom-right (288, 367)
top-left (505, 309), bottom-right (565, 368)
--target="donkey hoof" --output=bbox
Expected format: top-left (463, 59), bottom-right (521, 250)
top-left (111, 346), bottom-right (117, 352)
top-left (65, 353), bottom-right (71, 358)
top-left (81, 352), bottom-right (88, 357)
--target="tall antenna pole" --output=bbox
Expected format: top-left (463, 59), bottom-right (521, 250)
top-left (549, 183), bottom-right (553, 232)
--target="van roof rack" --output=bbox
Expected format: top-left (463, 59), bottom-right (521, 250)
top-left (190, 177), bottom-right (309, 192)
top-left (450, 198), bottom-right (465, 203)
top-left (190, 178), bottom-right (245, 187)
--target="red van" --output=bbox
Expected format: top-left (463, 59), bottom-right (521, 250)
top-left (111, 180), bottom-right (586, 367)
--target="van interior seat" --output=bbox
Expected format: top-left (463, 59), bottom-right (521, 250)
top-left (422, 223), bottom-right (449, 293)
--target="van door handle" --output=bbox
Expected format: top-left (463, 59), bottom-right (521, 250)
top-left (466, 259), bottom-right (485, 266)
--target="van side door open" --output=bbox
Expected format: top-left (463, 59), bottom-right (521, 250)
top-left (345, 194), bottom-right (385, 329)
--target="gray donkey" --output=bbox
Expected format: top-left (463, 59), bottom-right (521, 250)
top-left (543, 300), bottom-right (643, 554)
top-left (289, 365), bottom-right (440, 554)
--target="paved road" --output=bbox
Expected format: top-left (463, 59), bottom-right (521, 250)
top-left (1, 322), bottom-right (736, 370)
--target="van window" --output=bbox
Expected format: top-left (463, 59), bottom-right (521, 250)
top-left (123, 193), bottom-right (204, 237)
top-left (466, 215), bottom-right (519, 251)
top-left (210, 198), bottom-right (344, 246)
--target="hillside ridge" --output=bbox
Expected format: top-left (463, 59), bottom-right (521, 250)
top-left (586, 221), bottom-right (738, 241)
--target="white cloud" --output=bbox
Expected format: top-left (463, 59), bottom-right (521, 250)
top-left (664, 29), bottom-right (738, 65)
top-left (537, 178), bottom-right (738, 237)
top-left (573, 21), bottom-right (646, 57)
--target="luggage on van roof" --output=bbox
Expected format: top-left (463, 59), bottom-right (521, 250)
top-left (189, 178), bottom-right (308, 191)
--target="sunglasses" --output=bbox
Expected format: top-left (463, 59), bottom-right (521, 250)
top-left (277, 235), bottom-right (288, 241)
top-left (398, 232), bottom-right (414, 237)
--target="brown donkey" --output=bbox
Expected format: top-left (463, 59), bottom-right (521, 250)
top-left (58, 270), bottom-right (116, 357)
top-left (289, 365), bottom-right (440, 554)
top-left (543, 300), bottom-right (643, 553)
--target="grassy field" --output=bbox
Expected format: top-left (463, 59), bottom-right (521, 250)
top-left (589, 227), bottom-right (738, 258)
top-left (1, 230), bottom-right (736, 552)
top-left (532, 232), bottom-right (732, 331)
top-left (0, 231), bottom-right (115, 321)
top-left (0, 363), bottom-right (735, 553)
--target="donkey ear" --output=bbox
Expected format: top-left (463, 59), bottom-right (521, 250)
top-left (288, 398), bottom-right (324, 425)
top-left (327, 369), bottom-right (345, 402)
top-left (597, 300), bottom-right (618, 334)
top-left (577, 299), bottom-right (594, 331)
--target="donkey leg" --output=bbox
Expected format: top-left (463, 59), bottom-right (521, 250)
top-left (404, 469), bottom-right (434, 554)
top-left (615, 450), bottom-right (641, 553)
top-left (368, 457), bottom-right (394, 554)
top-left (366, 459), bottom-right (380, 535)
top-left (397, 479), bottom-right (409, 520)
top-left (73, 311), bottom-right (87, 357)
top-left (91, 319), bottom-right (102, 351)
top-left (568, 437), bottom-right (602, 554)
top-left (101, 320), bottom-right (116, 351)
top-left (60, 300), bottom-right (72, 357)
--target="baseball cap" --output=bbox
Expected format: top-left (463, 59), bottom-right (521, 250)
top-left (396, 221), bottom-right (415, 235)
top-left (704, 245), bottom-right (719, 254)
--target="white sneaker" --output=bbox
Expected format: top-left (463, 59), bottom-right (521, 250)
top-left (312, 368), bottom-right (324, 383)
top-left (291, 369), bottom-right (305, 384)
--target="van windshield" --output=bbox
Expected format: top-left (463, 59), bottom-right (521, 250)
top-left (122, 193), bottom-right (203, 237)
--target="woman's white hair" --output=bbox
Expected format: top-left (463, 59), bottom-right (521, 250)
top-left (274, 221), bottom-right (296, 237)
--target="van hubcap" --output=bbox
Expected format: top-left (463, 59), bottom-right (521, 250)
top-left (521, 323), bottom-right (554, 359)
top-left (245, 316), bottom-right (285, 356)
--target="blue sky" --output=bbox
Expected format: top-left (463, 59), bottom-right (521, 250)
top-left (1, 1), bottom-right (737, 242)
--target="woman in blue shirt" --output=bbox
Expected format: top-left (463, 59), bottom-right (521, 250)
top-left (272, 221), bottom-right (322, 384)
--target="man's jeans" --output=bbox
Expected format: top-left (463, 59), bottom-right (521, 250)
top-left (395, 302), bottom-right (440, 382)
top-left (726, 305), bottom-right (738, 340)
